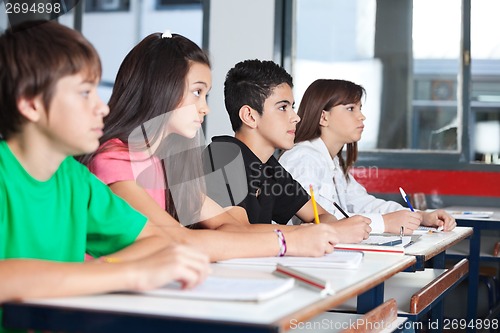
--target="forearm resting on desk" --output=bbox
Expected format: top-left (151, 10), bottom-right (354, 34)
top-left (0, 244), bottom-right (210, 303)
top-left (216, 222), bottom-right (339, 257)
top-left (0, 259), bottom-right (136, 302)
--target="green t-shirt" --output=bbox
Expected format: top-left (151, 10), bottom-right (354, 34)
top-left (0, 140), bottom-right (147, 332)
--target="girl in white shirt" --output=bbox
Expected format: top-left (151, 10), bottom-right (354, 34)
top-left (280, 79), bottom-right (456, 234)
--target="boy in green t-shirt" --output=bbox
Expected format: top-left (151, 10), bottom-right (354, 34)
top-left (0, 20), bottom-right (209, 330)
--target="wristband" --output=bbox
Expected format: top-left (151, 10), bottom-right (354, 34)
top-left (274, 229), bottom-right (287, 257)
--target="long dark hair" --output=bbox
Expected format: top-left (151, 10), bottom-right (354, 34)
top-left (81, 33), bottom-right (210, 225)
top-left (294, 79), bottom-right (365, 179)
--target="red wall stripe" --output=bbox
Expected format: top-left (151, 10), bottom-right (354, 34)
top-left (351, 168), bottom-right (500, 197)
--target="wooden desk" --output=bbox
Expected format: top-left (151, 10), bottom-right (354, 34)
top-left (358, 227), bottom-right (472, 310)
top-left (444, 206), bottom-right (500, 332)
top-left (334, 260), bottom-right (468, 328)
top-left (2, 254), bottom-right (415, 333)
top-left (405, 226), bottom-right (473, 270)
top-left (335, 226), bottom-right (472, 333)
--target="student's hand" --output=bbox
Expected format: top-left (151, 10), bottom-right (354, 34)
top-left (421, 210), bottom-right (456, 231)
top-left (128, 244), bottom-right (210, 291)
top-left (327, 215), bottom-right (372, 243)
top-left (286, 223), bottom-right (339, 257)
top-left (383, 210), bottom-right (422, 235)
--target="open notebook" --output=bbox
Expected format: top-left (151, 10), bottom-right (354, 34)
top-left (217, 250), bottom-right (364, 269)
top-left (141, 268), bottom-right (295, 302)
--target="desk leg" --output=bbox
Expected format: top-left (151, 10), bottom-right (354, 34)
top-left (357, 283), bottom-right (384, 314)
top-left (467, 229), bottom-right (480, 333)
top-left (428, 252), bottom-right (445, 333)
top-left (431, 252), bottom-right (446, 269)
top-left (429, 300), bottom-right (444, 333)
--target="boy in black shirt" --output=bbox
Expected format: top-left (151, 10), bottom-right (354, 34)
top-left (204, 59), bottom-right (371, 243)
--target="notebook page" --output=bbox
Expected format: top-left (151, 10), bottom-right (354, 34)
top-left (217, 250), bottom-right (363, 269)
top-left (142, 275), bottom-right (295, 302)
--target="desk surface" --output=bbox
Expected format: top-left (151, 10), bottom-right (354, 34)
top-left (405, 226), bottom-right (473, 263)
top-left (446, 206), bottom-right (500, 224)
top-left (3, 253), bottom-right (415, 333)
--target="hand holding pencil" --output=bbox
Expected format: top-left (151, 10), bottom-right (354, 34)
top-left (307, 184), bottom-right (371, 243)
top-left (330, 216), bottom-right (372, 243)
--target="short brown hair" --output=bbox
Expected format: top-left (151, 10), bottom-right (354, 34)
top-left (224, 59), bottom-right (293, 132)
top-left (0, 20), bottom-right (101, 139)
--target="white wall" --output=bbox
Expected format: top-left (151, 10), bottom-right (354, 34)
top-left (206, 0), bottom-right (276, 141)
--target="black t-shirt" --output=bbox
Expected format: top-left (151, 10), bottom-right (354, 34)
top-left (202, 136), bottom-right (310, 224)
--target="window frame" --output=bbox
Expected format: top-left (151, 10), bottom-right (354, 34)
top-left (155, 0), bottom-right (202, 10)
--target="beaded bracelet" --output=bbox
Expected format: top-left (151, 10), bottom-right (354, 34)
top-left (274, 229), bottom-right (287, 257)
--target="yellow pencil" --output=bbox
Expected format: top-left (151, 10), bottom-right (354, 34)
top-left (309, 184), bottom-right (320, 224)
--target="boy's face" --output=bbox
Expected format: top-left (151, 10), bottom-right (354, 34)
top-left (255, 83), bottom-right (299, 150)
top-left (40, 73), bottom-right (109, 155)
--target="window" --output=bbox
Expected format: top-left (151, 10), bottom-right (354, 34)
top-left (412, 0), bottom-right (460, 151)
top-left (291, 0), bottom-right (500, 164)
top-left (470, 0), bottom-right (500, 163)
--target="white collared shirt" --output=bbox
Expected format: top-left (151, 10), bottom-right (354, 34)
top-left (279, 138), bottom-right (404, 233)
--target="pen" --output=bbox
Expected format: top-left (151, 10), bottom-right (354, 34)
top-left (379, 239), bottom-right (403, 246)
top-left (399, 187), bottom-right (415, 212)
top-left (404, 240), bottom-right (414, 248)
top-left (333, 202), bottom-right (349, 219)
top-left (309, 185), bottom-right (320, 224)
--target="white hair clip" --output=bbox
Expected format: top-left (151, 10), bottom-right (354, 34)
top-left (162, 29), bottom-right (172, 39)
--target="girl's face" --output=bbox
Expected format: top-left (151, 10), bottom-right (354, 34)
top-left (322, 101), bottom-right (366, 145)
top-left (166, 62), bottom-right (212, 139)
